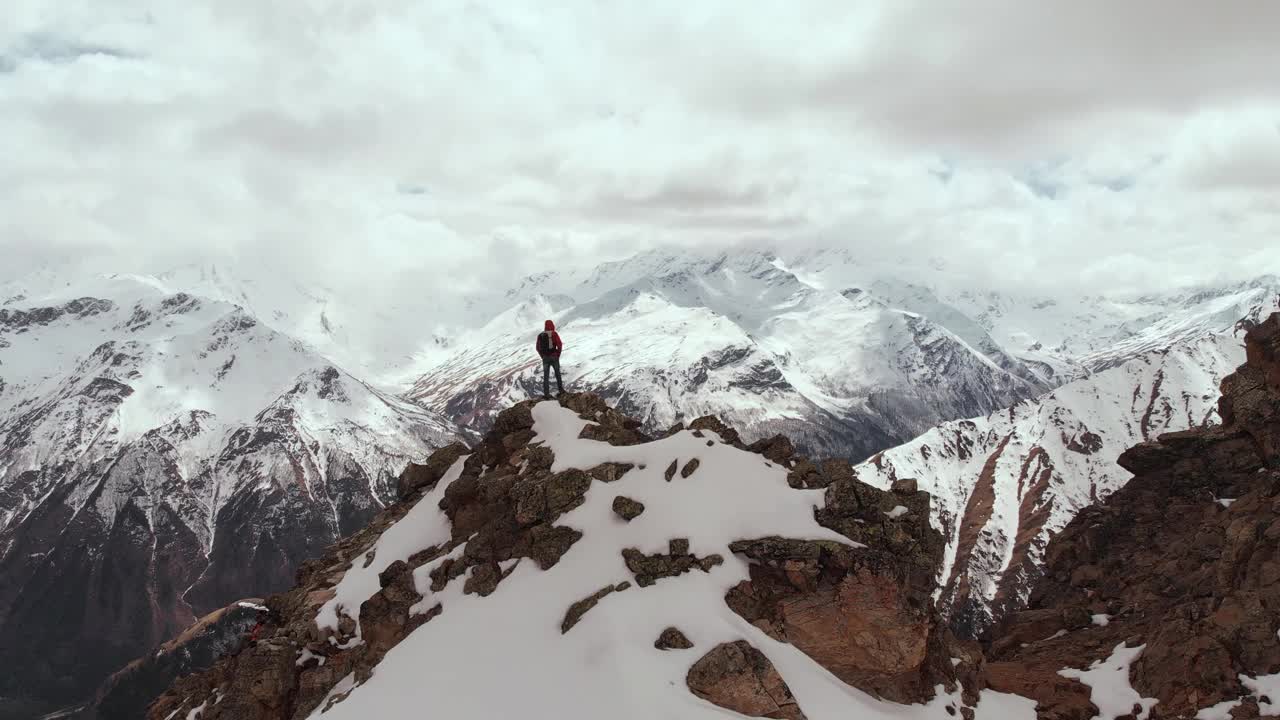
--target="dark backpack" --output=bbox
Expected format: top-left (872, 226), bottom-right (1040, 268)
top-left (537, 331), bottom-right (553, 354)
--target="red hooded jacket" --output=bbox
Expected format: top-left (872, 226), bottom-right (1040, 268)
top-left (537, 320), bottom-right (563, 358)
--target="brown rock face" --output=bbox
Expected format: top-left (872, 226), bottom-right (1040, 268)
top-left (687, 641), bottom-right (806, 720)
top-left (724, 536), bottom-right (957, 704)
top-left (988, 313), bottom-right (1280, 720)
top-left (396, 441), bottom-right (469, 501)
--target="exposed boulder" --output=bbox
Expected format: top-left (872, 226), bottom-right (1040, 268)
top-left (612, 496), bottom-right (645, 521)
top-left (688, 415), bottom-right (744, 446)
top-left (687, 640), bottom-right (806, 720)
top-left (397, 441), bottom-right (470, 501)
top-left (725, 536), bottom-right (959, 704)
top-left (655, 627), bottom-right (694, 650)
top-left (746, 435), bottom-right (796, 466)
top-left (680, 458), bottom-right (702, 478)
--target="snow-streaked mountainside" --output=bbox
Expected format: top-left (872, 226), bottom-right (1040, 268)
top-left (854, 320), bottom-right (1273, 637)
top-left (411, 252), bottom-right (1052, 461)
top-left (0, 273), bottom-right (457, 705)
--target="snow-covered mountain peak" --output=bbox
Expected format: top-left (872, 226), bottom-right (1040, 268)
top-left (0, 270), bottom-right (461, 706)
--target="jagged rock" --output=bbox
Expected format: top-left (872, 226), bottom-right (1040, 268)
top-left (588, 462), bottom-right (634, 483)
top-left (655, 627), bottom-right (694, 650)
top-left (815, 475), bottom-right (941, 585)
top-left (512, 469), bottom-right (592, 526)
top-left (724, 537), bottom-right (952, 703)
top-left (612, 496), bottom-right (645, 521)
top-left (622, 545), bottom-right (723, 587)
top-left (523, 524), bottom-right (584, 570)
top-left (463, 562), bottom-right (502, 596)
top-left (988, 313), bottom-right (1280, 720)
top-left (560, 582), bottom-right (631, 634)
top-left (747, 435), bottom-right (796, 465)
top-left (85, 600), bottom-right (261, 720)
top-left (689, 415), bottom-right (743, 446)
top-left (493, 403), bottom-right (535, 435)
top-left (565, 392), bottom-right (652, 446)
top-left (686, 641), bottom-right (806, 720)
top-left (680, 458), bottom-right (702, 478)
top-left (397, 441), bottom-right (471, 501)
top-left (890, 477), bottom-right (919, 494)
top-left (665, 459), bottom-right (679, 482)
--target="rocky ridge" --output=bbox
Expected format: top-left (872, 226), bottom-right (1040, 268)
top-left (144, 312), bottom-right (1280, 719)
top-left (146, 393), bottom-right (985, 720)
top-left (856, 329), bottom-right (1251, 638)
top-left (984, 313), bottom-right (1280, 719)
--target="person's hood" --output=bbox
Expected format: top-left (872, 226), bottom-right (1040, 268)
top-left (544, 320), bottom-right (556, 332)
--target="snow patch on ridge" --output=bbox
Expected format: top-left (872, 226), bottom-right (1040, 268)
top-left (1058, 644), bottom-right (1158, 720)
top-left (316, 456), bottom-right (470, 635)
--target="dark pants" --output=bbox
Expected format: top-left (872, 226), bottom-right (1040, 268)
top-left (542, 356), bottom-right (563, 397)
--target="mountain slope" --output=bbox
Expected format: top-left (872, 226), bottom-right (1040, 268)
top-left (984, 312), bottom-right (1280, 720)
top-left (149, 394), bottom-right (1030, 720)
top-left (854, 327), bottom-right (1258, 638)
top-left (412, 252), bottom-right (1048, 461)
top-left (0, 274), bottom-right (457, 707)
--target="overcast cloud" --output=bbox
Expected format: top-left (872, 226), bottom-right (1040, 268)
top-left (3, 0), bottom-right (1280, 306)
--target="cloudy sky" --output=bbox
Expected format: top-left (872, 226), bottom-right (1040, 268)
top-left (4, 0), bottom-right (1280, 303)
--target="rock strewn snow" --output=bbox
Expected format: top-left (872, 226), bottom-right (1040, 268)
top-left (310, 400), bottom-right (1029, 720)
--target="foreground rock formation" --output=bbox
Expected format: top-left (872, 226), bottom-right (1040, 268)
top-left (147, 394), bottom-right (982, 720)
top-left (986, 313), bottom-right (1280, 719)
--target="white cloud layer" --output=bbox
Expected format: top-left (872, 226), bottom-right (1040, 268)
top-left (4, 0), bottom-right (1280, 304)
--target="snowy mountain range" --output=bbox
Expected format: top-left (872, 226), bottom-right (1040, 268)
top-left (410, 251), bottom-right (1054, 461)
top-left (857, 328), bottom-right (1257, 637)
top-left (0, 273), bottom-right (456, 706)
top-left (2, 248), bottom-right (1278, 714)
top-left (412, 248), bottom-right (1280, 461)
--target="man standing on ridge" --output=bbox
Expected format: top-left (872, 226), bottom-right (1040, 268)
top-left (536, 319), bottom-right (565, 400)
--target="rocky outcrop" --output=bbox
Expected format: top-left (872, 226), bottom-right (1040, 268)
top-left (687, 641), bottom-right (806, 720)
top-left (986, 313), bottom-right (1280, 719)
top-left (611, 495), bottom-right (645, 521)
top-left (854, 329), bottom-right (1253, 638)
top-left (622, 540), bottom-right (724, 587)
top-left (655, 627), bottom-right (694, 650)
top-left (147, 392), bottom-right (980, 720)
